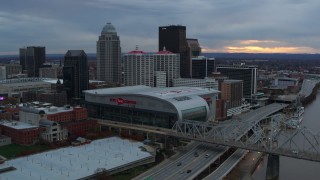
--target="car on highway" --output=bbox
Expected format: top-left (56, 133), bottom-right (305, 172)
top-left (194, 152), bottom-right (199, 157)
top-left (292, 150), bottom-right (299, 154)
top-left (205, 154), bottom-right (210, 158)
top-left (187, 170), bottom-right (192, 173)
top-left (177, 162), bottom-right (182, 166)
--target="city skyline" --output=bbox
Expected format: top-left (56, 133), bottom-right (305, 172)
top-left (1, 0), bottom-right (320, 55)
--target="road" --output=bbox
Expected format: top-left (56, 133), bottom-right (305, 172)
top-left (136, 143), bottom-right (227, 180)
top-left (204, 149), bottom-right (246, 179)
top-left (218, 103), bottom-right (288, 140)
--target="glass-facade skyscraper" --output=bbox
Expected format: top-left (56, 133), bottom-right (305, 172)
top-left (159, 25), bottom-right (189, 78)
top-left (63, 50), bottom-right (89, 100)
top-left (216, 64), bottom-right (257, 98)
top-left (19, 46), bottom-right (45, 77)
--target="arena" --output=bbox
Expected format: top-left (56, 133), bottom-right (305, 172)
top-left (84, 85), bottom-right (219, 128)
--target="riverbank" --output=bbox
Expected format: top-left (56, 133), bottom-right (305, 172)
top-left (301, 81), bottom-right (320, 106)
top-left (253, 92), bottom-right (320, 180)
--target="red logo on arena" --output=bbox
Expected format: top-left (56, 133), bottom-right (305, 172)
top-left (116, 98), bottom-right (124, 105)
top-left (110, 98), bottom-right (137, 105)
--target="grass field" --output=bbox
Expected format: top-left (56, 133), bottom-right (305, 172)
top-left (0, 144), bottom-right (49, 159)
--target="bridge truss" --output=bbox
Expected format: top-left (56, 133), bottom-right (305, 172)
top-left (171, 114), bottom-right (320, 162)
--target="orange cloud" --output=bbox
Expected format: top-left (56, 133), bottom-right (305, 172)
top-left (202, 39), bottom-right (320, 53)
top-left (239, 40), bottom-right (279, 45)
top-left (225, 46), bottom-right (318, 53)
top-left (202, 46), bottom-right (319, 53)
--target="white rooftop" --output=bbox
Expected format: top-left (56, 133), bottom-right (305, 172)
top-left (40, 106), bottom-right (74, 115)
top-left (0, 120), bottom-right (39, 130)
top-left (0, 137), bottom-right (152, 180)
top-left (21, 105), bottom-right (75, 115)
top-left (84, 85), bottom-right (219, 99)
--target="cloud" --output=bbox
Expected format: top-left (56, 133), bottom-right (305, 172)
top-left (0, 11), bottom-right (97, 54)
top-left (239, 40), bottom-right (280, 45)
top-left (224, 46), bottom-right (318, 53)
top-left (1, 0), bottom-right (320, 54)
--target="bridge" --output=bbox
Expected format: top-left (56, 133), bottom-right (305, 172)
top-left (170, 104), bottom-right (320, 162)
top-left (99, 103), bottom-right (320, 162)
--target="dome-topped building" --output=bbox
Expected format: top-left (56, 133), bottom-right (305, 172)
top-left (101, 22), bottom-right (117, 34)
top-left (97, 22), bottom-right (121, 83)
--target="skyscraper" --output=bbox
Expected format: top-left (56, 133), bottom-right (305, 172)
top-left (19, 46), bottom-right (45, 77)
top-left (123, 47), bottom-right (180, 87)
top-left (123, 48), bottom-right (154, 87)
top-left (216, 64), bottom-right (257, 98)
top-left (97, 22), bottom-right (121, 83)
top-left (63, 50), bottom-right (89, 100)
top-left (159, 25), bottom-right (188, 78)
top-left (192, 56), bottom-right (215, 78)
top-left (186, 38), bottom-right (201, 77)
top-left (154, 48), bottom-right (180, 87)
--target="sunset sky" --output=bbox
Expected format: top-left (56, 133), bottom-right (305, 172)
top-left (1, 0), bottom-right (320, 55)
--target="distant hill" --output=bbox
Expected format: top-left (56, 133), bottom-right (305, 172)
top-left (202, 53), bottom-right (320, 61)
top-left (1, 53), bottom-right (320, 62)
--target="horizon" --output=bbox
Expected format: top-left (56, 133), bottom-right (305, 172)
top-left (2, 52), bottom-right (320, 58)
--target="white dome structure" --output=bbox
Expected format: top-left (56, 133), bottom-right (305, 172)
top-left (102, 22), bottom-right (116, 33)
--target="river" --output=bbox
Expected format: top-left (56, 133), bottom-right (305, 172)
top-left (252, 93), bottom-right (320, 180)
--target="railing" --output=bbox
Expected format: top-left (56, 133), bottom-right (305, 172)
top-left (171, 114), bottom-right (320, 162)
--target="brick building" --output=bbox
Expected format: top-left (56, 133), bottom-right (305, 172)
top-left (0, 120), bottom-right (45, 145)
top-left (61, 119), bottom-right (97, 138)
top-left (45, 106), bottom-right (88, 122)
top-left (221, 80), bottom-right (243, 109)
top-left (19, 104), bottom-right (95, 139)
top-left (215, 99), bottom-right (227, 121)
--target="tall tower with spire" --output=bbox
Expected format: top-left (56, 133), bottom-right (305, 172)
top-left (96, 22), bottom-right (121, 83)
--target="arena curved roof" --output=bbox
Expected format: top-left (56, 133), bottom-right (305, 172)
top-left (84, 85), bottom-right (218, 99)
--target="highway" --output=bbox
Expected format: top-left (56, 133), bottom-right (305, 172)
top-left (203, 149), bottom-right (246, 180)
top-left (133, 142), bottom-right (200, 180)
top-left (219, 103), bottom-right (288, 140)
top-left (135, 143), bottom-right (227, 180)
top-left (169, 146), bottom-right (227, 180)
top-left (237, 103), bottom-right (288, 123)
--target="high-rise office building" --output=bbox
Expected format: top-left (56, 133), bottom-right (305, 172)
top-left (63, 50), bottom-right (89, 100)
top-left (192, 56), bottom-right (215, 78)
top-left (97, 22), bottom-right (121, 83)
top-left (0, 63), bottom-right (22, 79)
top-left (154, 48), bottom-right (180, 87)
top-left (123, 49), bottom-right (154, 87)
top-left (19, 46), bottom-right (46, 77)
top-left (186, 39), bottom-right (201, 77)
top-left (216, 64), bottom-right (257, 98)
top-left (186, 39), bottom-right (201, 57)
top-left (0, 66), bottom-right (6, 80)
top-left (39, 65), bottom-right (62, 79)
top-left (221, 80), bottom-right (243, 109)
top-left (159, 25), bottom-right (188, 78)
top-left (123, 47), bottom-right (180, 87)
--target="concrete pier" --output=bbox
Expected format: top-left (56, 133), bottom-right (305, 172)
top-left (266, 154), bottom-right (279, 180)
